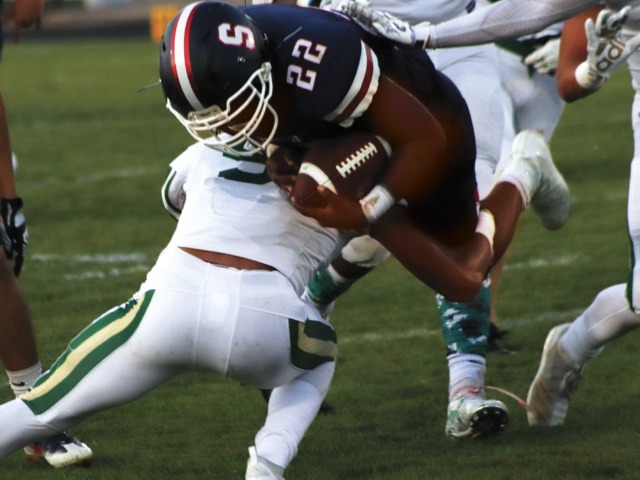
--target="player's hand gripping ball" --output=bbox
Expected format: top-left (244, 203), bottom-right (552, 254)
top-left (293, 132), bottom-right (391, 209)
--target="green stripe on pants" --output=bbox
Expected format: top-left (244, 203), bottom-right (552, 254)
top-left (22, 291), bottom-right (155, 415)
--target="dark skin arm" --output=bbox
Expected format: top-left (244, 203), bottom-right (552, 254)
top-left (269, 71), bottom-right (494, 299)
top-left (369, 205), bottom-right (493, 302)
top-left (556, 6), bottom-right (603, 102)
top-left (290, 74), bottom-right (448, 230)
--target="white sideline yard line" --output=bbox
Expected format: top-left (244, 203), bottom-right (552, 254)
top-left (32, 253), bottom-right (150, 263)
top-left (63, 265), bottom-right (149, 281)
top-left (503, 253), bottom-right (589, 271)
top-left (29, 168), bottom-right (152, 187)
top-left (31, 253), bottom-right (152, 281)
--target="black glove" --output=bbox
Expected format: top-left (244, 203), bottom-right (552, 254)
top-left (0, 197), bottom-right (28, 276)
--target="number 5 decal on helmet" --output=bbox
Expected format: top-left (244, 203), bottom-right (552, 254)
top-left (218, 23), bottom-right (257, 50)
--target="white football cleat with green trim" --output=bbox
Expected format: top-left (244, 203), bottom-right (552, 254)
top-left (527, 323), bottom-right (584, 426)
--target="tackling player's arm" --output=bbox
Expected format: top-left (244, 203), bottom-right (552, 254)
top-left (556, 6), bottom-right (603, 102)
top-left (558, 6), bottom-right (640, 102)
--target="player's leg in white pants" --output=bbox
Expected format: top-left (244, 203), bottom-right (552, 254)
top-left (627, 90), bottom-right (640, 312)
top-left (0, 247), bottom-right (336, 470)
top-left (431, 44), bottom-right (504, 200)
top-left (559, 147), bottom-right (640, 360)
top-left (254, 361), bottom-right (335, 472)
top-left (560, 284), bottom-right (640, 365)
top-left (496, 47), bottom-right (564, 146)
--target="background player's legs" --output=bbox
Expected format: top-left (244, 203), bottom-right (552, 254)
top-left (490, 47), bottom-right (566, 347)
top-left (0, 248), bottom-right (39, 392)
top-left (527, 284), bottom-right (640, 426)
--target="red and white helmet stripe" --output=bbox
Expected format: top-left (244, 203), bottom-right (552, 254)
top-left (170, 2), bottom-right (205, 111)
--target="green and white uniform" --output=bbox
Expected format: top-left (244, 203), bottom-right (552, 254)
top-left (0, 143), bottom-right (352, 470)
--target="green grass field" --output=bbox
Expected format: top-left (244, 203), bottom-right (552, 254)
top-left (0, 37), bottom-right (639, 479)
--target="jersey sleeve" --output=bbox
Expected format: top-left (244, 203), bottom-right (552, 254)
top-left (321, 39), bottom-right (379, 128)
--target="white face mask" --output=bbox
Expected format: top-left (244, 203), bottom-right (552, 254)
top-left (166, 63), bottom-right (279, 157)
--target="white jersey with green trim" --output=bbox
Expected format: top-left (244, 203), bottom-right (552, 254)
top-left (166, 143), bottom-right (351, 296)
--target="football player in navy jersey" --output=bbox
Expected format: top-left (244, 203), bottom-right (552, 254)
top-left (159, 1), bottom-right (570, 440)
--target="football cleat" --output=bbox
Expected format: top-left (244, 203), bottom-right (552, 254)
top-left (24, 432), bottom-right (93, 468)
top-left (527, 323), bottom-right (584, 426)
top-left (445, 394), bottom-right (509, 439)
top-left (245, 446), bottom-right (284, 480)
top-left (499, 129), bottom-right (570, 230)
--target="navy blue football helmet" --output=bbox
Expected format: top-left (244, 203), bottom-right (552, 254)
top-left (159, 2), bottom-right (277, 156)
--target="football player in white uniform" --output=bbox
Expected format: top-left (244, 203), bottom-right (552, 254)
top-left (0, 142), bottom-right (348, 479)
top-left (526, 5), bottom-right (640, 427)
top-left (490, 14), bottom-right (567, 353)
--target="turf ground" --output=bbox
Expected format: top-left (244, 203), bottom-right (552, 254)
top-left (0, 38), bottom-right (639, 479)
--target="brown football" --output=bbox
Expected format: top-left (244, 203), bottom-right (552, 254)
top-left (293, 133), bottom-right (391, 208)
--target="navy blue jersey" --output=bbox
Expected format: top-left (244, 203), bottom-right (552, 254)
top-left (245, 5), bottom-right (472, 139)
top-left (245, 5), bottom-right (477, 228)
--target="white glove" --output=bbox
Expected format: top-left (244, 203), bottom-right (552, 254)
top-left (320, 0), bottom-right (419, 46)
top-left (575, 7), bottom-right (640, 90)
top-left (370, 12), bottom-right (420, 46)
top-left (319, 0), bottom-right (369, 13)
top-left (593, 6), bottom-right (630, 39)
top-left (0, 197), bottom-right (28, 276)
top-left (524, 37), bottom-right (561, 75)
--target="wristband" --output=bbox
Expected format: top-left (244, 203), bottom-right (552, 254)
top-left (475, 209), bottom-right (496, 252)
top-left (415, 22), bottom-right (435, 49)
top-left (575, 62), bottom-right (606, 91)
top-left (359, 185), bottom-right (396, 224)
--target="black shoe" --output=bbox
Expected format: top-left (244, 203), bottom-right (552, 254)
top-left (488, 324), bottom-right (514, 355)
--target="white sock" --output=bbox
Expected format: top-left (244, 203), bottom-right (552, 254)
top-left (447, 353), bottom-right (486, 401)
top-left (560, 284), bottom-right (640, 365)
top-left (6, 361), bottom-right (42, 398)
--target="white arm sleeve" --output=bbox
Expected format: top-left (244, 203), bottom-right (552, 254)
top-left (426, 0), bottom-right (599, 48)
